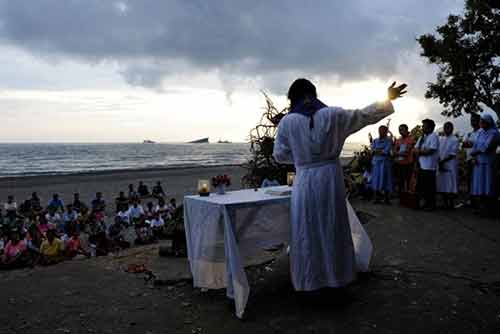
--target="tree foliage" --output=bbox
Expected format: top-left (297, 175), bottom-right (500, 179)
top-left (418, 0), bottom-right (500, 118)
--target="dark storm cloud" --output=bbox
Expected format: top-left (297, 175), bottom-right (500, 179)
top-left (0, 0), bottom-right (461, 90)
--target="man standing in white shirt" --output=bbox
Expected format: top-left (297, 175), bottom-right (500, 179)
top-left (462, 113), bottom-right (481, 198)
top-left (415, 119), bottom-right (440, 211)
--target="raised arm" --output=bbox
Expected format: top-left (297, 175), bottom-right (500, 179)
top-left (335, 82), bottom-right (407, 139)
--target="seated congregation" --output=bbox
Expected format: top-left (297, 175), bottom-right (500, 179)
top-left (0, 180), bottom-right (184, 270)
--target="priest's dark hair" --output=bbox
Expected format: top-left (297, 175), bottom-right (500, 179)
top-left (287, 78), bottom-right (317, 109)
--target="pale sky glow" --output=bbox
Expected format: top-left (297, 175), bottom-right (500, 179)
top-left (0, 1), bottom-right (464, 143)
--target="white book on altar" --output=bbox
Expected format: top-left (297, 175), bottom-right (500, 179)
top-left (264, 187), bottom-right (291, 196)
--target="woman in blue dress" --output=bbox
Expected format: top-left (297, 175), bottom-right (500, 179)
top-left (371, 125), bottom-right (393, 204)
top-left (471, 114), bottom-right (499, 216)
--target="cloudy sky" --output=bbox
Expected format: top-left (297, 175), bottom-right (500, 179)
top-left (0, 0), bottom-right (465, 143)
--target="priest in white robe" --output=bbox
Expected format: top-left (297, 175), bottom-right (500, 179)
top-left (273, 79), bottom-right (407, 291)
top-left (436, 121), bottom-right (459, 209)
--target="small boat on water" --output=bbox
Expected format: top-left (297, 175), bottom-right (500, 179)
top-left (188, 137), bottom-right (209, 144)
top-left (217, 139), bottom-right (232, 144)
top-left (143, 139), bottom-right (156, 144)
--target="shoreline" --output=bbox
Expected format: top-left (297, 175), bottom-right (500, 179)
top-left (0, 163), bottom-right (245, 182)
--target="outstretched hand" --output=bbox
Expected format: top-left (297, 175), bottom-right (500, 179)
top-left (388, 82), bottom-right (408, 101)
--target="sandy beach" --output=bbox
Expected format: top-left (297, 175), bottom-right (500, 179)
top-left (0, 165), bottom-right (247, 212)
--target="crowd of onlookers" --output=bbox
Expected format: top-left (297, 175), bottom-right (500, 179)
top-left (360, 113), bottom-right (499, 217)
top-left (0, 180), bottom-right (181, 270)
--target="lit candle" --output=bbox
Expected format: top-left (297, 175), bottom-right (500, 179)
top-left (287, 172), bottom-right (295, 186)
top-left (198, 179), bottom-right (210, 196)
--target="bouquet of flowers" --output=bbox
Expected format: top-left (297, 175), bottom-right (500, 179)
top-left (212, 174), bottom-right (231, 187)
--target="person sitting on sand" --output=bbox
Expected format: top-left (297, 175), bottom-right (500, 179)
top-left (152, 181), bottom-right (166, 199)
top-left (134, 220), bottom-right (155, 245)
top-left (115, 191), bottom-right (129, 213)
top-left (128, 184), bottom-right (138, 200)
top-left (45, 207), bottom-right (62, 231)
top-left (108, 217), bottom-right (128, 248)
top-left (0, 229), bottom-right (29, 269)
top-left (62, 204), bottom-right (79, 233)
top-left (116, 208), bottom-right (130, 227)
top-left (37, 214), bottom-right (51, 236)
top-left (29, 192), bottom-right (43, 213)
top-left (72, 193), bottom-right (87, 213)
top-left (137, 181), bottom-right (150, 197)
top-left (91, 192), bottom-right (106, 222)
top-left (127, 200), bottom-right (145, 225)
top-left (150, 211), bottom-right (165, 239)
top-left (154, 197), bottom-right (169, 220)
top-left (145, 202), bottom-right (155, 220)
top-left (40, 228), bottom-right (65, 265)
top-left (371, 125), bottom-right (394, 204)
top-left (4, 195), bottom-right (18, 222)
top-left (65, 229), bottom-right (90, 259)
top-left (48, 193), bottom-right (65, 213)
top-left (167, 198), bottom-right (177, 218)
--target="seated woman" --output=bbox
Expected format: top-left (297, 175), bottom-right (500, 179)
top-left (0, 230), bottom-right (29, 269)
top-left (40, 229), bottom-right (65, 265)
top-left (86, 216), bottom-right (110, 256)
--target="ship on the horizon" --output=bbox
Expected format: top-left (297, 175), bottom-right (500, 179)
top-left (143, 139), bottom-right (156, 144)
top-left (188, 137), bottom-right (209, 144)
top-left (217, 139), bottom-right (232, 144)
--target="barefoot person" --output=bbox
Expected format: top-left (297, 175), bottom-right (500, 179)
top-left (273, 78), bottom-right (406, 292)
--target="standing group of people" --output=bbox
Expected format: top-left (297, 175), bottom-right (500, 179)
top-left (369, 113), bottom-right (499, 214)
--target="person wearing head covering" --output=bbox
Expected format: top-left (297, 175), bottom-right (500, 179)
top-left (470, 113), bottom-right (499, 216)
top-left (273, 78), bottom-right (407, 291)
top-left (462, 114), bottom-right (481, 198)
top-left (436, 122), bottom-right (459, 209)
top-left (415, 119), bottom-right (440, 211)
top-left (371, 125), bottom-right (394, 203)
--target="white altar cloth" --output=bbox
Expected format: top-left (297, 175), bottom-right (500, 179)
top-left (184, 186), bottom-right (372, 318)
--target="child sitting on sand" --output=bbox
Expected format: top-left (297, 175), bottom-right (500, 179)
top-left (127, 200), bottom-right (145, 225)
top-left (150, 211), bottom-right (165, 239)
top-left (91, 192), bottom-right (106, 222)
top-left (115, 191), bottom-right (129, 213)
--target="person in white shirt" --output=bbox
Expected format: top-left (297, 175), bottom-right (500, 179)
top-left (462, 114), bottom-right (481, 197)
top-left (4, 195), bottom-right (18, 221)
top-left (149, 212), bottom-right (165, 238)
top-left (127, 201), bottom-right (145, 225)
top-left (436, 122), bottom-right (459, 209)
top-left (415, 119), bottom-right (440, 211)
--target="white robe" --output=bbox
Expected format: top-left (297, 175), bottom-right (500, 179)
top-left (436, 135), bottom-right (459, 194)
top-left (273, 101), bottom-right (394, 290)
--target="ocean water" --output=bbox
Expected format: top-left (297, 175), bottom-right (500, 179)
top-left (0, 142), bottom-right (362, 177)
